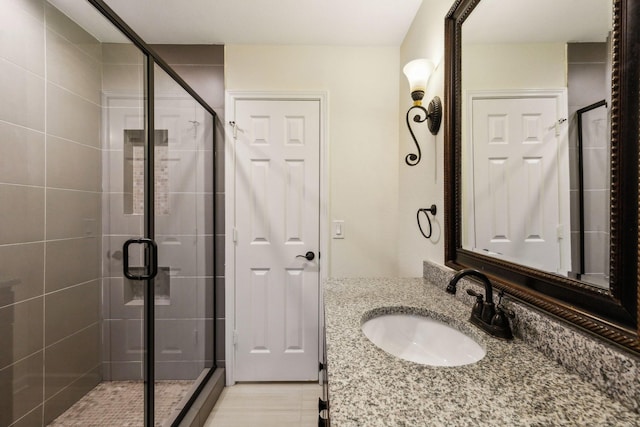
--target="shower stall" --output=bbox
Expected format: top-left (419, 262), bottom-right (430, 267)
top-left (0, 0), bottom-right (220, 426)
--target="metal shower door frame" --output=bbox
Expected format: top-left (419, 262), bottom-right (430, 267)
top-left (84, 1), bottom-right (219, 425)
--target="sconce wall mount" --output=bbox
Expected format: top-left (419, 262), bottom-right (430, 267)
top-left (403, 59), bottom-right (442, 166)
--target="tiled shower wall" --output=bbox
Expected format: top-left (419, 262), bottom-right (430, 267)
top-left (0, 2), bottom-right (224, 425)
top-left (0, 2), bottom-right (102, 425)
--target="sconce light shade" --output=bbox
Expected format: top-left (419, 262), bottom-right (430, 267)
top-left (403, 59), bottom-right (434, 105)
top-left (403, 58), bottom-right (442, 166)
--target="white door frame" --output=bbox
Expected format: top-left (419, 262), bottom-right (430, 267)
top-left (224, 91), bottom-right (329, 385)
top-left (464, 88), bottom-right (571, 274)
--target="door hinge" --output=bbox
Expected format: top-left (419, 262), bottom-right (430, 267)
top-left (555, 118), bottom-right (567, 136)
top-left (229, 121), bottom-right (238, 139)
top-left (233, 227), bottom-right (238, 243)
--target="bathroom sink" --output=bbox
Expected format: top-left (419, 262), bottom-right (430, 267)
top-left (361, 313), bottom-right (485, 366)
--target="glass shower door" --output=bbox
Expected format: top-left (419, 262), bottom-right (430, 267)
top-left (152, 63), bottom-right (215, 424)
top-left (102, 45), bottom-right (150, 426)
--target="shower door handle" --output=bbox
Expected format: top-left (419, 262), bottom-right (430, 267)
top-left (123, 238), bottom-right (158, 280)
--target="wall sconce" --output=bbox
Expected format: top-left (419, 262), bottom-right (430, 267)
top-left (403, 59), bottom-right (442, 166)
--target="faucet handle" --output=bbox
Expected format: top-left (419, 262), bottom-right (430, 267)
top-left (466, 289), bottom-right (484, 318)
top-left (497, 305), bottom-right (515, 319)
top-left (496, 291), bottom-right (515, 318)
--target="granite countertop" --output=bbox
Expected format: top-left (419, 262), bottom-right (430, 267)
top-left (324, 277), bottom-right (640, 426)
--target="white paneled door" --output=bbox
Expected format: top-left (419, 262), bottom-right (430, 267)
top-left (470, 95), bottom-right (567, 273)
top-left (233, 99), bottom-right (320, 381)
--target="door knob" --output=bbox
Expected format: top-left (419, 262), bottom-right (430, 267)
top-left (296, 251), bottom-right (315, 261)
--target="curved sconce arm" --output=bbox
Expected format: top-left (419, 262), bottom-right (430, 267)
top-left (405, 96), bottom-right (442, 166)
top-left (405, 105), bottom-right (427, 166)
top-left (417, 204), bottom-right (437, 239)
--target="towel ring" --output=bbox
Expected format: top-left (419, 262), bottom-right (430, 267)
top-left (417, 204), bottom-right (437, 239)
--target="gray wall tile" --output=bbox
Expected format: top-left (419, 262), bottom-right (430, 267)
top-left (150, 45), bottom-right (224, 66)
top-left (215, 319), bottom-right (225, 365)
top-left (567, 42), bottom-right (607, 63)
top-left (215, 141), bottom-right (225, 193)
top-left (215, 277), bottom-right (225, 318)
top-left (107, 319), bottom-right (144, 363)
top-left (214, 235), bottom-right (224, 277)
top-left (0, 297), bottom-right (43, 370)
top-left (0, 184), bottom-right (44, 245)
top-left (44, 3), bottom-right (101, 62)
top-left (155, 319), bottom-right (201, 362)
top-left (102, 43), bottom-right (144, 65)
top-left (102, 63), bottom-right (144, 93)
top-left (102, 235), bottom-right (145, 278)
top-left (45, 237), bottom-right (100, 293)
top-left (43, 366), bottom-right (100, 425)
top-left (567, 63), bottom-right (607, 108)
top-left (46, 189), bottom-right (101, 240)
top-left (584, 190), bottom-right (608, 232)
top-left (0, 59), bottom-right (45, 131)
top-left (46, 27), bottom-right (102, 104)
top-left (171, 65), bottom-right (224, 109)
top-left (215, 193), bottom-right (225, 234)
top-left (44, 323), bottom-right (100, 400)
top-left (47, 83), bottom-right (100, 146)
top-left (0, 243), bottom-right (44, 307)
top-left (103, 192), bottom-right (146, 236)
top-left (199, 148), bottom-right (214, 194)
top-left (155, 235), bottom-right (198, 277)
top-left (0, 351), bottom-right (44, 427)
top-left (45, 280), bottom-right (100, 346)
top-left (4, 0), bottom-right (44, 22)
top-left (0, 121), bottom-right (45, 186)
top-left (108, 361), bottom-right (142, 381)
top-left (9, 405), bottom-right (43, 427)
top-left (0, 2), bottom-right (45, 75)
top-left (155, 362), bottom-right (200, 381)
top-left (154, 278), bottom-right (199, 319)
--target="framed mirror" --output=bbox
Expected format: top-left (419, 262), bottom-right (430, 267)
top-left (444, 0), bottom-right (640, 354)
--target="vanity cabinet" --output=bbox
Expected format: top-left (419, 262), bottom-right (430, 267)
top-left (319, 323), bottom-right (330, 426)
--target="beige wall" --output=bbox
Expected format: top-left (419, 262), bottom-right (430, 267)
top-left (398, 3), bottom-right (569, 277)
top-left (225, 45), bottom-right (401, 277)
top-left (463, 43), bottom-right (566, 90)
top-left (398, 0), bottom-right (453, 276)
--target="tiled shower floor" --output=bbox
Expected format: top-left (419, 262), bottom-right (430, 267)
top-left (48, 381), bottom-right (192, 426)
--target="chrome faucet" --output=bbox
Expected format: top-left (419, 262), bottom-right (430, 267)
top-left (448, 269), bottom-right (513, 340)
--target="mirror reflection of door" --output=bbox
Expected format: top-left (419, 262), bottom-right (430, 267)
top-left (466, 92), bottom-right (571, 274)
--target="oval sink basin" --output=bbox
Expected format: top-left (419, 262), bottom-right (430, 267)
top-left (361, 313), bottom-right (485, 366)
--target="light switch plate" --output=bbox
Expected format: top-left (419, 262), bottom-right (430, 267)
top-left (332, 220), bottom-right (345, 239)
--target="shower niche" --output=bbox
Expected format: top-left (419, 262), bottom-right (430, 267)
top-left (124, 267), bottom-right (171, 306)
top-left (123, 129), bottom-right (170, 216)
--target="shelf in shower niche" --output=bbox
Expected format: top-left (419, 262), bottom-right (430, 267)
top-left (124, 299), bottom-right (171, 306)
top-left (124, 267), bottom-right (171, 305)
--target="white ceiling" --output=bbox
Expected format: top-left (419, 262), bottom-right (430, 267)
top-left (92, 0), bottom-right (424, 46)
top-left (48, 0), bottom-right (612, 47)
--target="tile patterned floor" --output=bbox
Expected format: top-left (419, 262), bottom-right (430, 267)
top-left (48, 381), bottom-right (192, 426)
top-left (203, 383), bottom-right (322, 427)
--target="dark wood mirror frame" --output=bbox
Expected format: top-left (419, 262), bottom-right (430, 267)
top-left (444, 0), bottom-right (640, 355)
